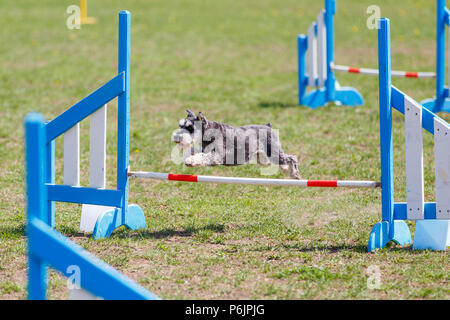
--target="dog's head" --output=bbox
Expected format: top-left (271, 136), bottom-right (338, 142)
top-left (171, 109), bottom-right (207, 149)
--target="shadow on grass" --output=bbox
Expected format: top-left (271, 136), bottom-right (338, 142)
top-left (278, 242), bottom-right (416, 253)
top-left (113, 223), bottom-right (226, 240)
top-left (57, 225), bottom-right (86, 238)
top-left (258, 101), bottom-right (299, 109)
top-left (239, 242), bottom-right (369, 254)
top-left (0, 224), bottom-right (25, 240)
top-left (293, 244), bottom-right (368, 253)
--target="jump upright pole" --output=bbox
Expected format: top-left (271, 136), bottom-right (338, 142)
top-left (367, 18), bottom-right (412, 250)
top-left (80, 0), bottom-right (96, 24)
top-left (421, 0), bottom-right (450, 113)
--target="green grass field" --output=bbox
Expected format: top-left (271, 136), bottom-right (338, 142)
top-left (0, 0), bottom-right (449, 299)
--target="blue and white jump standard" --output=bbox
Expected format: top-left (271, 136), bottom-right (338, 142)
top-left (421, 0), bottom-right (450, 113)
top-left (41, 11), bottom-right (146, 239)
top-left (297, 0), bottom-right (364, 108)
top-left (298, 0), bottom-right (436, 109)
top-left (25, 11), bottom-right (158, 300)
top-left (25, 111), bottom-right (158, 300)
top-left (368, 18), bottom-right (450, 252)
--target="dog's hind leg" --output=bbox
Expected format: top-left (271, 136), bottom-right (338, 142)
top-left (279, 152), bottom-right (300, 179)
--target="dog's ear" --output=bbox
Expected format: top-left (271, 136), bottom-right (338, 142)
top-left (266, 122), bottom-right (272, 128)
top-left (186, 109), bottom-right (196, 119)
top-left (197, 112), bottom-right (207, 123)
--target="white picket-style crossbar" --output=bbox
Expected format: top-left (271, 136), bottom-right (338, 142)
top-left (306, 10), bottom-right (327, 88)
top-left (405, 96), bottom-right (424, 220)
top-left (63, 104), bottom-right (113, 232)
top-left (64, 124), bottom-right (80, 186)
top-left (404, 97), bottom-right (450, 220)
top-left (307, 22), bottom-right (317, 87)
top-left (316, 10), bottom-right (327, 87)
top-left (434, 117), bottom-right (450, 219)
top-left (445, 14), bottom-right (450, 97)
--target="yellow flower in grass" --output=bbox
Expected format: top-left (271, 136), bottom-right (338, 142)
top-left (351, 25), bottom-right (358, 33)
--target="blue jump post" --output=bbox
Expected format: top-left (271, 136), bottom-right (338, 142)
top-left (422, 0), bottom-right (450, 113)
top-left (297, 0), bottom-right (363, 108)
top-left (42, 10), bottom-right (145, 239)
top-left (25, 112), bottom-right (159, 300)
top-left (367, 18), bottom-right (412, 251)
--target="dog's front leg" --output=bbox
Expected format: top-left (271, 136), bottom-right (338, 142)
top-left (184, 152), bottom-right (222, 167)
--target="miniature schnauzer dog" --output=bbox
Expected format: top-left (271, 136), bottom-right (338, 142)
top-left (171, 110), bottom-right (300, 179)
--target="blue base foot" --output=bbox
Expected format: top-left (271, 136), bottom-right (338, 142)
top-left (92, 204), bottom-right (146, 239)
top-left (301, 88), bottom-right (328, 108)
top-left (367, 220), bottom-right (412, 252)
top-left (334, 87), bottom-right (364, 106)
top-left (301, 87), bottom-right (363, 109)
top-left (413, 220), bottom-right (450, 251)
top-left (421, 97), bottom-right (450, 113)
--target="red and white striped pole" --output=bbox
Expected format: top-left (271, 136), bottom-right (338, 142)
top-left (129, 171), bottom-right (380, 188)
top-left (331, 63), bottom-right (435, 78)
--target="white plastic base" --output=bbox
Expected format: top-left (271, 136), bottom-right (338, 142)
top-left (80, 204), bottom-right (115, 233)
top-left (413, 220), bottom-right (450, 250)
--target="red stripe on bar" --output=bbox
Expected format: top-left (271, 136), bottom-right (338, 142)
top-left (307, 180), bottom-right (337, 187)
top-left (405, 72), bottom-right (418, 78)
top-left (168, 174), bottom-right (198, 182)
top-left (348, 67), bottom-right (360, 73)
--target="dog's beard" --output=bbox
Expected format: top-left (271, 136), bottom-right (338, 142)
top-left (172, 130), bottom-right (194, 150)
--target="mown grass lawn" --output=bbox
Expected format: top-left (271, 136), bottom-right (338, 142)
top-left (0, 0), bottom-right (448, 299)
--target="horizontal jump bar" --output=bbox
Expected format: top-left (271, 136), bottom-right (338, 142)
top-left (331, 63), bottom-right (435, 78)
top-left (46, 184), bottom-right (123, 207)
top-left (128, 171), bottom-right (380, 188)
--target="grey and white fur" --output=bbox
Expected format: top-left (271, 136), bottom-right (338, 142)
top-left (172, 110), bottom-right (300, 179)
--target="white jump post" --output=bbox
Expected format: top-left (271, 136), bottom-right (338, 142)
top-left (404, 90), bottom-right (450, 250)
top-left (64, 124), bottom-right (80, 186)
top-left (63, 105), bottom-right (113, 233)
top-left (63, 105), bottom-right (110, 299)
top-left (317, 10), bottom-right (327, 88)
top-left (404, 97), bottom-right (424, 221)
top-left (307, 22), bottom-right (317, 87)
top-left (79, 105), bottom-right (115, 233)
